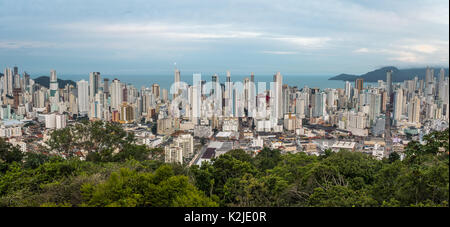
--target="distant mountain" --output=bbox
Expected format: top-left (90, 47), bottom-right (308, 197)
top-left (329, 66), bottom-right (449, 82)
top-left (34, 76), bottom-right (76, 89)
top-left (329, 73), bottom-right (359, 81)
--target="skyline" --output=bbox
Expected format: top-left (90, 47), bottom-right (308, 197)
top-left (0, 0), bottom-right (449, 75)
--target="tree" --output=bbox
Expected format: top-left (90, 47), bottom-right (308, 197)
top-left (253, 147), bottom-right (282, 171)
top-left (0, 138), bottom-right (24, 170)
top-left (81, 165), bottom-right (217, 207)
top-left (23, 152), bottom-right (50, 169)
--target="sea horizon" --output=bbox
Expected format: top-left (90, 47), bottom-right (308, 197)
top-left (31, 73), bottom-right (378, 91)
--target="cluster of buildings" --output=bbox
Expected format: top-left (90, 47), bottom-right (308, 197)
top-left (1, 65), bottom-right (448, 164)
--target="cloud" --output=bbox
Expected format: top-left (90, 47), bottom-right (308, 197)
top-left (353, 48), bottom-right (369, 53)
top-left (0, 1), bottom-right (447, 73)
top-left (353, 39), bottom-right (448, 64)
top-left (54, 22), bottom-right (333, 51)
top-left (270, 36), bottom-right (331, 49)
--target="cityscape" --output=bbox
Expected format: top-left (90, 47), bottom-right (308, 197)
top-left (1, 66), bottom-right (448, 165)
top-left (0, 0), bottom-right (448, 214)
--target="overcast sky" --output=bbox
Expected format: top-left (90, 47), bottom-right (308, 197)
top-left (0, 0), bottom-right (448, 76)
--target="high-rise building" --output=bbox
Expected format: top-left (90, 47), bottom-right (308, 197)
top-left (274, 72), bottom-right (283, 119)
top-left (174, 68), bottom-right (181, 99)
top-left (49, 69), bottom-right (58, 97)
top-left (386, 70), bottom-right (393, 97)
top-left (89, 72), bottom-right (101, 101)
top-left (355, 78), bottom-right (364, 91)
top-left (385, 70), bottom-right (394, 154)
top-left (191, 76), bottom-right (201, 124)
top-left (3, 68), bottom-right (13, 96)
top-left (439, 68), bottom-right (445, 83)
top-left (225, 70), bottom-right (233, 117)
top-left (408, 96), bottom-right (421, 123)
top-left (425, 67), bottom-right (434, 97)
top-left (282, 84), bottom-right (292, 115)
top-left (49, 69), bottom-right (60, 112)
top-left (152, 83), bottom-right (160, 99)
top-left (77, 80), bottom-right (89, 114)
top-left (393, 88), bottom-right (403, 123)
top-left (345, 81), bottom-right (352, 100)
top-left (247, 72), bottom-right (256, 118)
top-left (110, 79), bottom-right (122, 110)
top-left (103, 78), bottom-right (109, 95)
top-left (13, 66), bottom-right (18, 77)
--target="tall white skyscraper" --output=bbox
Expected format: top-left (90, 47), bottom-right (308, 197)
top-left (345, 81), bottom-right (352, 100)
top-left (191, 73), bottom-right (201, 123)
top-left (225, 70), bottom-right (233, 117)
top-left (393, 88), bottom-right (403, 122)
top-left (49, 69), bottom-right (60, 112)
top-left (247, 72), bottom-right (256, 118)
top-left (49, 69), bottom-right (58, 97)
top-left (77, 80), bottom-right (89, 114)
top-left (111, 79), bottom-right (123, 110)
top-left (174, 68), bottom-right (181, 99)
top-left (274, 72), bottom-right (283, 119)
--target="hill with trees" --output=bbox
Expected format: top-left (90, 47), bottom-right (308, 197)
top-left (33, 76), bottom-right (76, 89)
top-left (329, 66), bottom-right (449, 82)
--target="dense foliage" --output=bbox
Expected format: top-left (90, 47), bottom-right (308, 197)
top-left (0, 124), bottom-right (448, 207)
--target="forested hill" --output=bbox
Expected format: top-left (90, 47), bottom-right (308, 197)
top-left (33, 76), bottom-right (76, 89)
top-left (329, 66), bottom-right (449, 82)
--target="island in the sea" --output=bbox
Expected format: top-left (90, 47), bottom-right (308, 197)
top-left (329, 66), bottom-right (449, 82)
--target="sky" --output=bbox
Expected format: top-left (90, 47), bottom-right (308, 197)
top-left (0, 0), bottom-right (448, 76)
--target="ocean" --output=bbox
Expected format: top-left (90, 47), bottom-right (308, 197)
top-left (53, 74), bottom-right (378, 91)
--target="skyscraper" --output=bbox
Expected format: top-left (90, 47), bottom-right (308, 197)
top-left (211, 73), bottom-right (218, 96)
top-left (393, 88), bottom-right (403, 123)
top-left (425, 67), bottom-right (434, 97)
top-left (345, 81), bottom-right (352, 100)
top-left (274, 72), bottom-right (283, 119)
top-left (77, 80), bottom-right (89, 114)
top-left (89, 72), bottom-right (101, 101)
top-left (248, 72), bottom-right (256, 117)
top-left (439, 68), bottom-right (445, 83)
top-left (386, 70), bottom-right (392, 97)
top-left (355, 78), bottom-right (364, 92)
top-left (408, 96), bottom-right (421, 123)
top-left (225, 70), bottom-right (233, 117)
top-left (385, 70), bottom-right (393, 154)
top-left (174, 68), bottom-right (181, 99)
top-left (49, 69), bottom-right (60, 112)
top-left (191, 73), bottom-right (201, 124)
top-left (103, 78), bottom-right (109, 95)
top-left (3, 68), bottom-right (13, 96)
top-left (152, 83), bottom-right (160, 99)
top-left (50, 69), bottom-right (58, 97)
top-left (111, 79), bottom-right (122, 110)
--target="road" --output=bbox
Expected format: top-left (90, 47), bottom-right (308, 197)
top-left (189, 143), bottom-right (208, 166)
